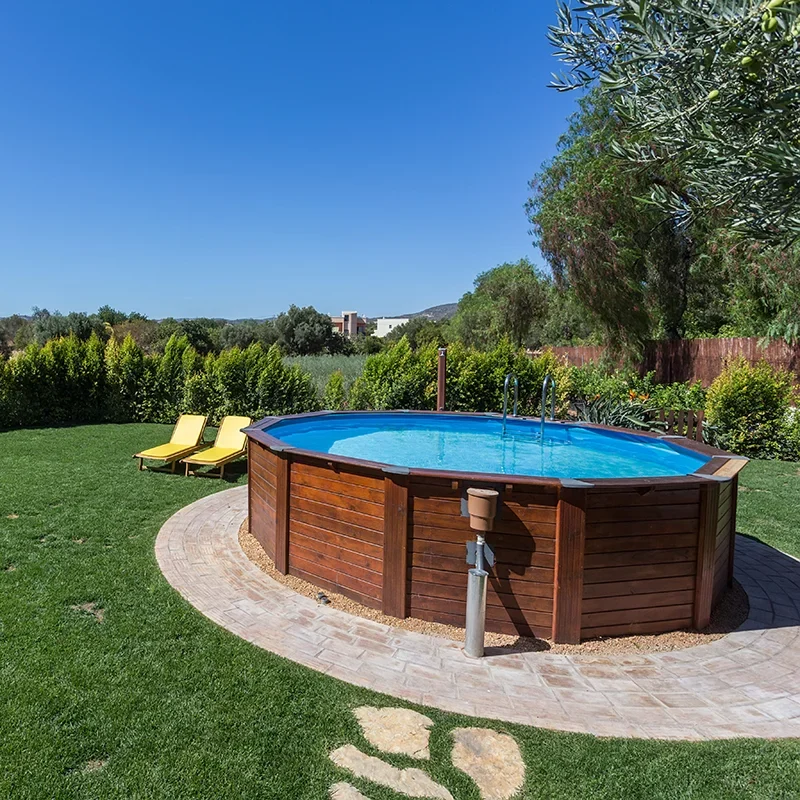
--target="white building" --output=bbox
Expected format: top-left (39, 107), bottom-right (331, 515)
top-left (376, 317), bottom-right (410, 338)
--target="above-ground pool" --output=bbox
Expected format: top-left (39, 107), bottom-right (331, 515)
top-left (264, 412), bottom-right (711, 480)
top-left (245, 411), bottom-right (747, 643)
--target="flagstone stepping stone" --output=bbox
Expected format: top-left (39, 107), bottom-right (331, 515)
top-left (354, 706), bottom-right (433, 759)
top-left (330, 745), bottom-right (454, 800)
top-left (330, 782), bottom-right (370, 800)
top-left (451, 728), bottom-right (525, 800)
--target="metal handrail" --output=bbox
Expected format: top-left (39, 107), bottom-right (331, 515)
top-left (541, 374), bottom-right (556, 438)
top-left (501, 373), bottom-right (519, 436)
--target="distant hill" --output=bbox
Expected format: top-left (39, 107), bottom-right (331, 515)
top-left (402, 303), bottom-right (458, 322)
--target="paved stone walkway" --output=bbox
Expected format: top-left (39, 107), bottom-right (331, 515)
top-left (155, 486), bottom-right (800, 740)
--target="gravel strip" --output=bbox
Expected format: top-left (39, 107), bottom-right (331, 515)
top-left (238, 521), bottom-right (749, 655)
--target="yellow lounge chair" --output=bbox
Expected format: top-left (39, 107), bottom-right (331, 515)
top-left (134, 414), bottom-right (208, 472)
top-left (181, 415), bottom-right (252, 478)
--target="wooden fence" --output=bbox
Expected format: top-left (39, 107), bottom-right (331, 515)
top-left (547, 337), bottom-right (800, 386)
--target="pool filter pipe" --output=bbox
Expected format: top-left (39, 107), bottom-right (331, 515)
top-left (464, 567), bottom-right (488, 658)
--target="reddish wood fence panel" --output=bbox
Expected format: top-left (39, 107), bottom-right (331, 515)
top-left (547, 337), bottom-right (800, 386)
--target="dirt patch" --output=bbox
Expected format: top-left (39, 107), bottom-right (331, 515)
top-left (66, 757), bottom-right (109, 776)
top-left (6, 514), bottom-right (19, 519)
top-left (70, 602), bottom-right (105, 624)
top-left (3, 564), bottom-right (16, 573)
top-left (82, 758), bottom-right (108, 773)
top-left (239, 521), bottom-right (749, 655)
top-left (72, 538), bottom-right (87, 545)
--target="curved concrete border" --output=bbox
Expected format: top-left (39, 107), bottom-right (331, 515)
top-left (155, 486), bottom-right (800, 740)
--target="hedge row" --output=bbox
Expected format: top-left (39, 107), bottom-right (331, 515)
top-left (2, 334), bottom-right (798, 461)
top-left (0, 334), bottom-right (318, 429)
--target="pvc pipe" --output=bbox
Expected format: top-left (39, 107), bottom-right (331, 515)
top-left (464, 568), bottom-right (488, 658)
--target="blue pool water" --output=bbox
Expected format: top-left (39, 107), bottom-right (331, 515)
top-left (264, 413), bottom-right (710, 479)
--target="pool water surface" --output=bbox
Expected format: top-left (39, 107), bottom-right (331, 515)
top-left (267, 412), bottom-right (709, 479)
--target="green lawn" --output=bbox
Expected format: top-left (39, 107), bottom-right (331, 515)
top-left (736, 459), bottom-right (800, 559)
top-left (1, 424), bottom-right (799, 800)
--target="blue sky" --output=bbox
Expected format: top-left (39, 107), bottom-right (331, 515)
top-left (0, 1), bottom-right (577, 319)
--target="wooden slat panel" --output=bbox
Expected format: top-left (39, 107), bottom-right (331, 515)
top-left (409, 606), bottom-right (551, 638)
top-left (585, 519), bottom-right (699, 538)
top-left (291, 468), bottom-right (385, 504)
top-left (290, 563), bottom-right (382, 610)
top-left (292, 458), bottom-right (384, 489)
top-left (289, 517), bottom-right (383, 561)
top-left (412, 525), bottom-right (556, 555)
top-left (290, 483), bottom-right (384, 518)
top-left (583, 574), bottom-right (695, 599)
top-left (411, 538), bottom-right (556, 569)
top-left (290, 530), bottom-right (383, 572)
top-left (289, 506), bottom-right (383, 547)
top-left (408, 594), bottom-right (552, 629)
top-left (715, 508), bottom-right (732, 540)
top-left (409, 551), bottom-right (553, 583)
top-left (582, 589), bottom-right (694, 614)
top-left (584, 547), bottom-right (697, 572)
top-left (587, 488), bottom-right (700, 509)
top-left (582, 617), bottom-right (693, 639)
top-left (290, 495), bottom-right (384, 533)
top-left (289, 542), bottom-right (382, 591)
top-left (585, 533), bottom-right (697, 554)
top-left (413, 512), bottom-right (556, 538)
top-left (582, 603), bottom-right (693, 627)
top-left (586, 504), bottom-right (700, 524)
top-left (410, 568), bottom-right (554, 598)
top-left (409, 580), bottom-right (555, 613)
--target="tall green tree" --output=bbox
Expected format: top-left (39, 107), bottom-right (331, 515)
top-left (548, 0), bottom-right (800, 243)
top-left (449, 259), bottom-right (549, 349)
top-left (274, 305), bottom-right (348, 355)
top-left (527, 93), bottom-right (702, 352)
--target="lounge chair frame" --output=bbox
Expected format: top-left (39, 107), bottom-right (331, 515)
top-left (182, 448), bottom-right (247, 479)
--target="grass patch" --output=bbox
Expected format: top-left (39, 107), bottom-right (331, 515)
top-left (0, 424), bottom-right (798, 798)
top-left (284, 354), bottom-right (368, 394)
top-left (736, 459), bottom-right (800, 559)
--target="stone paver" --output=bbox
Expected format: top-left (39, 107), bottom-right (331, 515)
top-left (155, 486), bottom-right (800, 740)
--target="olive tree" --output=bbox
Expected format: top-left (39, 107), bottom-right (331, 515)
top-left (549, 0), bottom-right (800, 243)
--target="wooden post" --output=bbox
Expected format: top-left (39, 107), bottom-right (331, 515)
top-left (693, 479), bottom-right (721, 629)
top-left (552, 483), bottom-right (587, 644)
top-left (382, 469), bottom-right (409, 618)
top-left (437, 348), bottom-right (447, 411)
top-left (273, 451), bottom-right (292, 575)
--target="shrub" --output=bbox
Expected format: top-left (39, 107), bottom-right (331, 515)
top-left (322, 371), bottom-right (347, 410)
top-left (347, 339), bottom-right (573, 416)
top-left (706, 359), bottom-right (798, 459)
top-left (573, 396), bottom-right (659, 431)
top-left (568, 365), bottom-right (707, 412)
top-left (349, 338), bottom-right (436, 411)
top-left (254, 345), bottom-right (320, 417)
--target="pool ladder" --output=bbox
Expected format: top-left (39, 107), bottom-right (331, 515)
top-left (541, 374), bottom-right (556, 437)
top-left (501, 373), bottom-right (518, 436)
